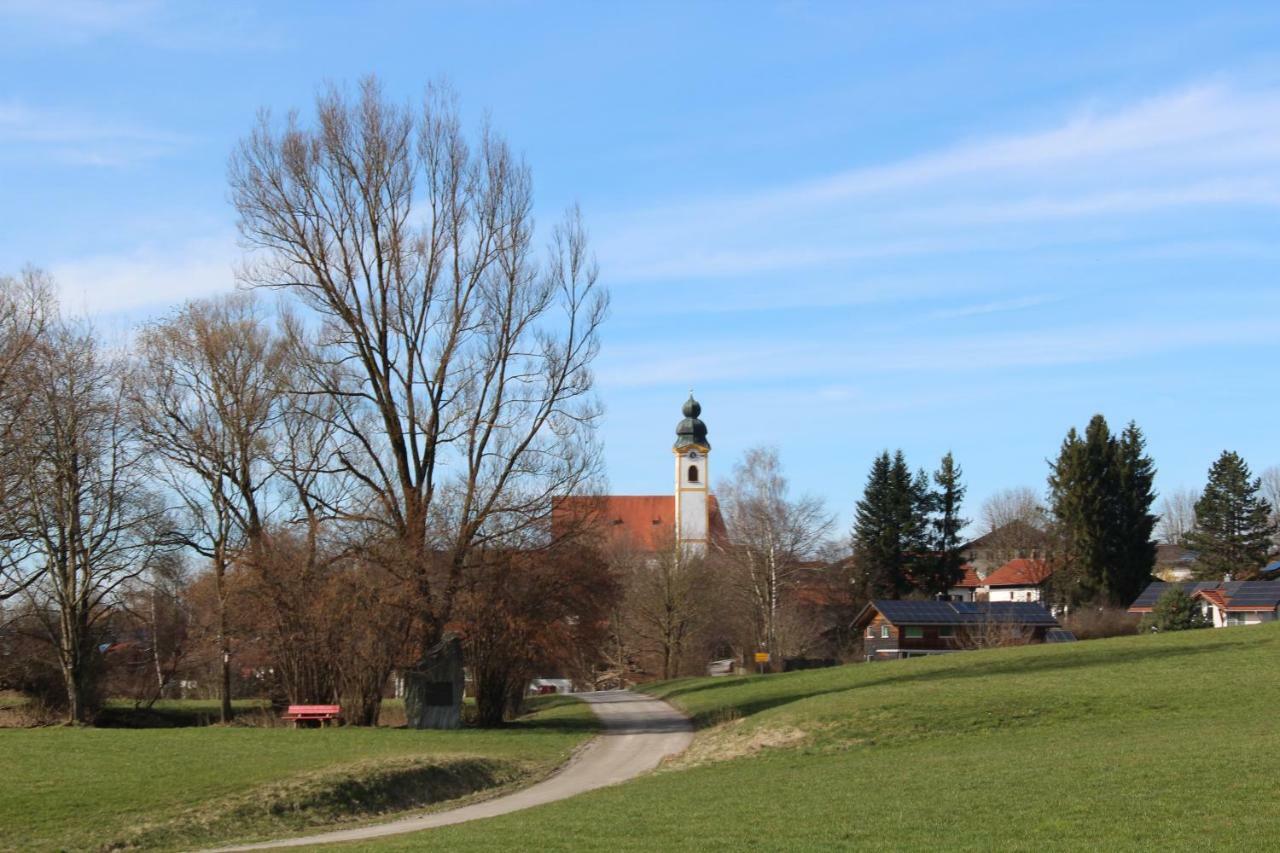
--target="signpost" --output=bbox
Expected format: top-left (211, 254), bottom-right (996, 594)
top-left (754, 651), bottom-right (770, 674)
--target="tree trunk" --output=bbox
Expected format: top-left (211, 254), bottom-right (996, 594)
top-left (215, 553), bottom-right (233, 723)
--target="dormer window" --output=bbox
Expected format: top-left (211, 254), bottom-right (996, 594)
top-left (688, 465), bottom-right (699, 483)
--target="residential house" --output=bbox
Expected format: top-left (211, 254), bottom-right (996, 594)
top-left (1154, 544), bottom-right (1197, 582)
top-left (980, 558), bottom-right (1054, 603)
top-left (962, 521), bottom-right (1051, 575)
top-left (854, 600), bottom-right (1060, 661)
top-left (946, 565), bottom-right (983, 602)
top-left (1128, 581), bottom-right (1280, 627)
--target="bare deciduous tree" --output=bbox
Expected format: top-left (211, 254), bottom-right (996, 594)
top-left (6, 321), bottom-right (168, 721)
top-left (1260, 466), bottom-right (1280, 547)
top-left (717, 446), bottom-right (832, 662)
top-left (0, 269), bottom-right (54, 603)
top-left (615, 537), bottom-right (716, 681)
top-left (980, 486), bottom-right (1047, 535)
top-left (131, 292), bottom-right (286, 721)
top-left (1156, 486), bottom-right (1200, 546)
top-left (228, 77), bottom-right (608, 715)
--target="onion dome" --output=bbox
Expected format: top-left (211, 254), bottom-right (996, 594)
top-left (674, 393), bottom-right (709, 450)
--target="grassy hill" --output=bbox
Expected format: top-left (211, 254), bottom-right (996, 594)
top-left (355, 623), bottom-right (1280, 851)
top-left (0, 696), bottom-right (595, 851)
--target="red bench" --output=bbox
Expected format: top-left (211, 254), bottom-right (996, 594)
top-left (282, 704), bottom-right (342, 727)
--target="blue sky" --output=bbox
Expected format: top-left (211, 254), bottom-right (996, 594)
top-left (2, 1), bottom-right (1279, 532)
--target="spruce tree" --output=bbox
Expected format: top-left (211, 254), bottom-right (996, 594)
top-left (851, 450), bottom-right (928, 598)
top-left (1048, 415), bottom-right (1158, 606)
top-left (914, 452), bottom-right (969, 597)
top-left (1113, 422), bottom-right (1159, 604)
top-left (1138, 587), bottom-right (1208, 632)
top-left (1048, 417), bottom-right (1112, 604)
top-left (1185, 451), bottom-right (1276, 580)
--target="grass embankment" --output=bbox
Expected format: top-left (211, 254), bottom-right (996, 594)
top-left (356, 624), bottom-right (1280, 851)
top-left (0, 695), bottom-right (595, 851)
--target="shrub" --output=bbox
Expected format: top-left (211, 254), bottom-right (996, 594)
top-left (1060, 607), bottom-right (1140, 640)
top-left (1139, 587), bottom-right (1208, 632)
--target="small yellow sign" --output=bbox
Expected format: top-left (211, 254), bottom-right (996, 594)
top-left (753, 652), bottom-right (770, 663)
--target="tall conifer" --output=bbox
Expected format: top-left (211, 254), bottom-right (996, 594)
top-left (851, 450), bottom-right (928, 598)
top-left (1048, 415), bottom-right (1157, 606)
top-left (914, 452), bottom-right (969, 596)
top-left (1185, 451), bottom-right (1276, 580)
top-left (1114, 422), bottom-right (1158, 603)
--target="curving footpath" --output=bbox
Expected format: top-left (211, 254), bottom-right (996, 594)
top-left (208, 691), bottom-right (693, 851)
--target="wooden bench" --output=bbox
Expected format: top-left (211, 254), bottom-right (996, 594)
top-left (281, 704), bottom-right (342, 727)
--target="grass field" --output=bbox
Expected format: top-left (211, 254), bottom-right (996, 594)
top-left (0, 695), bottom-right (596, 851)
top-left (350, 623), bottom-right (1280, 851)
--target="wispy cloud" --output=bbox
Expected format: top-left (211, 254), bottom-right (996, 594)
top-left (0, 0), bottom-right (281, 50)
top-left (0, 99), bottom-right (187, 166)
top-left (596, 315), bottom-right (1278, 390)
top-left (926, 294), bottom-right (1063, 321)
top-left (50, 235), bottom-right (238, 316)
top-left (596, 83), bottom-right (1280, 282)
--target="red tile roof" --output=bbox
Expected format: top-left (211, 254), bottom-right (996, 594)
top-left (954, 564), bottom-right (983, 588)
top-left (982, 558), bottom-right (1053, 588)
top-left (1194, 588), bottom-right (1228, 610)
top-left (552, 494), bottom-right (727, 552)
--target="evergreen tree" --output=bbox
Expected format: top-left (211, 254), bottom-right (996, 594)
top-left (1048, 415), bottom-right (1158, 606)
top-left (1113, 422), bottom-right (1159, 604)
top-left (1185, 451), bottom-right (1276, 580)
top-left (1048, 417), bottom-right (1113, 605)
top-left (851, 450), bottom-right (928, 598)
top-left (1138, 587), bottom-right (1208, 632)
top-left (914, 452), bottom-right (969, 597)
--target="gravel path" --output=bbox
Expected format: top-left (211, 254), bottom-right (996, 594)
top-left (206, 690), bottom-right (693, 851)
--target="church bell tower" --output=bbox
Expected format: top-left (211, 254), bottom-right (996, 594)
top-left (673, 393), bottom-right (710, 554)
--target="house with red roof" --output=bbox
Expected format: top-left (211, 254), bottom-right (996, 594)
top-left (1129, 581), bottom-right (1280, 627)
top-left (980, 558), bottom-right (1054, 604)
top-left (947, 564), bottom-right (984, 602)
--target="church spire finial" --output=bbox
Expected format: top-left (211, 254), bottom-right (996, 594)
top-left (675, 392), bottom-right (708, 449)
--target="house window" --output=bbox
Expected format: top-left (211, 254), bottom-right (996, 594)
top-left (1225, 612), bottom-right (1249, 627)
top-left (939, 626), bottom-right (955, 638)
top-left (866, 626), bottom-right (875, 639)
top-left (881, 625), bottom-right (890, 639)
top-left (688, 465), bottom-right (699, 483)
top-left (904, 627), bottom-right (923, 639)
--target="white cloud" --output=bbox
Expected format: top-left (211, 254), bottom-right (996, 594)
top-left (926, 294), bottom-right (1063, 321)
top-left (0, 0), bottom-right (281, 50)
top-left (596, 83), bottom-right (1280, 282)
top-left (596, 315), bottom-right (1278, 390)
top-left (50, 235), bottom-right (239, 317)
top-left (0, 99), bottom-right (187, 166)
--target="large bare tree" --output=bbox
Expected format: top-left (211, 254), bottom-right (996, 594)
top-left (1156, 486), bottom-right (1200, 547)
top-left (0, 269), bottom-right (54, 603)
top-left (979, 486), bottom-right (1047, 535)
top-left (614, 536), bottom-right (716, 681)
top-left (1260, 466), bottom-right (1280, 549)
top-left (717, 446), bottom-right (832, 663)
top-left (131, 292), bottom-right (286, 721)
top-left (228, 77), bottom-right (607, 687)
top-left (5, 320), bottom-right (168, 721)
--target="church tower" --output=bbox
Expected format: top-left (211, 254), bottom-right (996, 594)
top-left (673, 393), bottom-right (710, 554)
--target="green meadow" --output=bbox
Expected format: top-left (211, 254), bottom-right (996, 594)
top-left (0, 695), bottom-right (595, 851)
top-left (355, 623), bottom-right (1280, 851)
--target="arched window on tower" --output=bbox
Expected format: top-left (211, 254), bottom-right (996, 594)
top-left (688, 464), bottom-right (699, 483)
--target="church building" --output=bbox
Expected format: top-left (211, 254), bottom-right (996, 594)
top-left (554, 394), bottom-right (728, 554)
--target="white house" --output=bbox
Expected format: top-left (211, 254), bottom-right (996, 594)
top-left (1128, 581), bottom-right (1280, 627)
top-left (980, 558), bottom-right (1053, 603)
